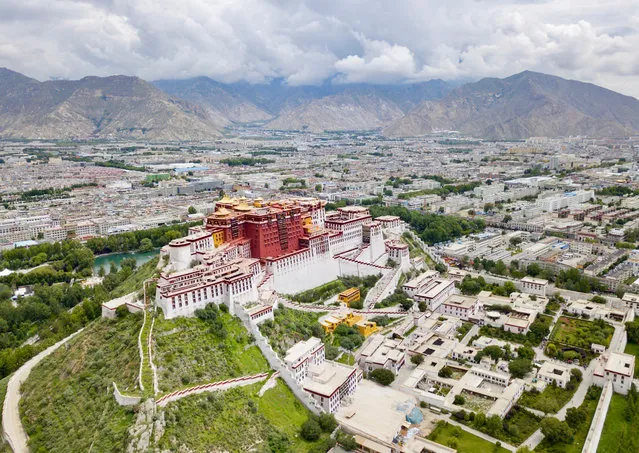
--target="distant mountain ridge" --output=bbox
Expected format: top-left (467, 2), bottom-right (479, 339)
top-left (153, 77), bottom-right (452, 131)
top-left (384, 71), bottom-right (639, 139)
top-left (1, 68), bottom-right (638, 140)
top-left (0, 68), bottom-right (222, 141)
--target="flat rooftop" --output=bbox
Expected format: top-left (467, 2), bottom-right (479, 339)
top-left (418, 279), bottom-right (453, 299)
top-left (284, 337), bottom-right (322, 366)
top-left (521, 276), bottom-right (549, 285)
top-left (442, 294), bottom-right (477, 309)
top-left (304, 361), bottom-right (355, 397)
top-left (605, 352), bottom-right (634, 377)
top-left (335, 379), bottom-right (415, 444)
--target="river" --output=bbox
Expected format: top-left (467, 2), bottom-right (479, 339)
top-left (93, 250), bottom-right (159, 273)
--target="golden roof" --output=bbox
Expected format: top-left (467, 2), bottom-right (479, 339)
top-left (214, 207), bottom-right (231, 217)
top-left (235, 202), bottom-right (253, 212)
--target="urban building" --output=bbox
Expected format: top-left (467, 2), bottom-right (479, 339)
top-left (593, 352), bottom-right (636, 395)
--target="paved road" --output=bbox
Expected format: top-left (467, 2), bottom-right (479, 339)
top-left (2, 328), bottom-right (85, 453)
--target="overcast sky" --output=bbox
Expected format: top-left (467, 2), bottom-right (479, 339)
top-left (1, 0), bottom-right (639, 97)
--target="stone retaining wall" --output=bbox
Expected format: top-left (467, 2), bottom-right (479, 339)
top-left (113, 382), bottom-right (142, 407)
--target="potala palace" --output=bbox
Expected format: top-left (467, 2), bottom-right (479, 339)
top-left (155, 196), bottom-right (408, 319)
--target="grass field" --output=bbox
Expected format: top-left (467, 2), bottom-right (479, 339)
top-left (427, 421), bottom-right (509, 452)
top-left (598, 393), bottom-right (639, 453)
top-left (336, 352), bottom-right (355, 365)
top-left (535, 386), bottom-right (601, 453)
top-left (158, 379), bottom-right (324, 452)
top-left (518, 383), bottom-right (577, 413)
top-left (550, 317), bottom-right (614, 349)
top-left (153, 312), bottom-right (270, 393)
top-left (20, 316), bottom-right (142, 453)
top-left (623, 342), bottom-right (639, 377)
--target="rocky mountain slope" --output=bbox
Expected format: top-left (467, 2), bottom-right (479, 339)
top-left (0, 68), bottom-right (221, 141)
top-left (384, 71), bottom-right (639, 139)
top-left (153, 77), bottom-right (273, 124)
top-left (155, 77), bottom-right (451, 131)
top-left (264, 93), bottom-right (404, 132)
top-left (262, 81), bottom-right (451, 132)
top-left (4, 67), bottom-right (638, 140)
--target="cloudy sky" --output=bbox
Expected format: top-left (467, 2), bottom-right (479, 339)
top-left (1, 0), bottom-right (639, 97)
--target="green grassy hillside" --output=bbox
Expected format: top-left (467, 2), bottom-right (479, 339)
top-left (153, 311), bottom-right (269, 393)
top-left (158, 379), bottom-right (324, 452)
top-left (20, 315), bottom-right (142, 452)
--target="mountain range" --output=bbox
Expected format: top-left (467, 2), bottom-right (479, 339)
top-left (1, 67), bottom-right (639, 140)
top-left (0, 68), bottom-right (222, 141)
top-left (384, 71), bottom-right (639, 139)
top-left (153, 78), bottom-right (452, 132)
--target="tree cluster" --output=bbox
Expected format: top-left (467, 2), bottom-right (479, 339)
top-left (369, 205), bottom-right (485, 245)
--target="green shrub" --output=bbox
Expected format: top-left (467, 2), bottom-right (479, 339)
top-left (453, 394), bottom-right (466, 405)
top-left (369, 368), bottom-right (395, 386)
top-left (300, 418), bottom-right (322, 441)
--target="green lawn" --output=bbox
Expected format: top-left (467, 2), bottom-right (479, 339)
top-left (535, 386), bottom-right (602, 453)
top-left (598, 393), bottom-right (639, 453)
top-left (498, 406), bottom-right (541, 445)
top-left (20, 316), bottom-right (142, 453)
top-left (428, 421), bottom-right (509, 452)
top-left (337, 352), bottom-right (356, 365)
top-left (550, 317), bottom-right (614, 349)
top-left (258, 380), bottom-right (325, 451)
top-left (158, 379), bottom-right (325, 452)
top-left (153, 312), bottom-right (270, 393)
top-left (518, 384), bottom-right (577, 413)
top-left (623, 342), bottom-right (639, 377)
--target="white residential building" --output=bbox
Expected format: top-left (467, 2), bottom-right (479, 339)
top-left (537, 362), bottom-right (571, 389)
top-left (438, 294), bottom-right (481, 320)
top-left (413, 279), bottom-right (456, 311)
top-left (520, 276), bottom-right (549, 296)
top-left (469, 366), bottom-right (510, 387)
top-left (303, 361), bottom-right (360, 413)
top-left (622, 293), bottom-right (639, 316)
top-left (593, 352), bottom-right (635, 395)
top-left (357, 335), bottom-right (406, 375)
top-left (536, 190), bottom-right (594, 212)
top-left (284, 337), bottom-right (326, 384)
top-left (504, 309), bottom-right (536, 335)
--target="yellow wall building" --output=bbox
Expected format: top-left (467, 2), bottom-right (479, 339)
top-left (355, 320), bottom-right (379, 337)
top-left (338, 287), bottom-right (361, 306)
top-left (212, 230), bottom-right (225, 247)
top-left (320, 312), bottom-right (363, 334)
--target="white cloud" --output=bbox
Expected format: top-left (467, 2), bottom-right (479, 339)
top-left (0, 0), bottom-right (638, 97)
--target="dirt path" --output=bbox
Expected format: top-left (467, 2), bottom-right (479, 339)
top-left (2, 329), bottom-right (85, 453)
